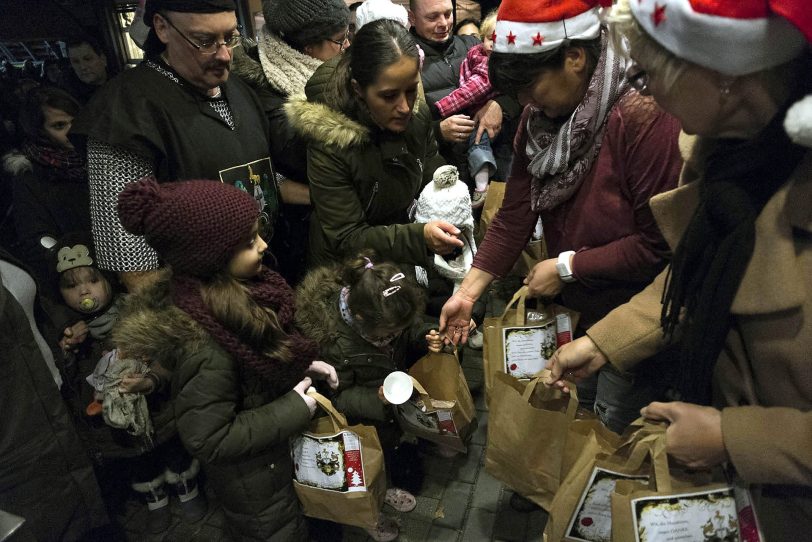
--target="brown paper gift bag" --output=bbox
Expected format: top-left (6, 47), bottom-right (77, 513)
top-left (482, 286), bottom-right (580, 407)
top-left (395, 351), bottom-right (477, 453)
top-left (290, 392), bottom-right (386, 529)
top-left (543, 420), bottom-right (673, 542)
top-left (478, 181), bottom-right (547, 277)
top-left (611, 425), bottom-right (763, 542)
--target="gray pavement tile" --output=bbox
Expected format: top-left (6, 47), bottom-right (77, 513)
top-left (492, 493), bottom-right (531, 542)
top-left (398, 516), bottom-right (432, 542)
top-left (455, 444), bottom-right (484, 484)
top-left (471, 470), bottom-right (503, 512)
top-left (470, 410), bottom-right (488, 446)
top-left (417, 476), bottom-right (447, 499)
top-left (462, 507), bottom-right (496, 542)
top-left (342, 525), bottom-right (371, 541)
top-left (426, 524), bottom-right (461, 542)
top-left (410, 495), bottom-right (442, 524)
top-left (434, 480), bottom-right (474, 530)
top-left (423, 455), bottom-right (457, 480)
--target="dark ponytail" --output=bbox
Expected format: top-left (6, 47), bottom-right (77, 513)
top-left (342, 251), bottom-right (424, 335)
top-left (323, 18), bottom-right (419, 116)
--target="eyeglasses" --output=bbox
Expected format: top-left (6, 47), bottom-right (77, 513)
top-left (326, 28), bottom-right (351, 53)
top-left (625, 60), bottom-right (650, 95)
top-left (161, 15), bottom-right (242, 55)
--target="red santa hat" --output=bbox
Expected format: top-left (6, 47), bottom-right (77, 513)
top-left (493, 0), bottom-right (613, 55)
top-left (630, 0), bottom-right (807, 76)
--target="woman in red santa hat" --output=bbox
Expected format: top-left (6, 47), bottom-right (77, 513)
top-left (440, 0), bottom-right (684, 450)
top-left (545, 0), bottom-right (812, 537)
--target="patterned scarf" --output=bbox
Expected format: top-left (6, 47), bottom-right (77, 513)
top-left (526, 30), bottom-right (628, 212)
top-left (23, 138), bottom-right (86, 182)
top-left (257, 26), bottom-right (323, 98)
top-left (172, 267), bottom-right (318, 395)
top-left (339, 286), bottom-right (400, 348)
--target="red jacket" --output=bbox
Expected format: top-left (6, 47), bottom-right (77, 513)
top-left (474, 90), bottom-right (683, 327)
top-left (434, 43), bottom-right (498, 118)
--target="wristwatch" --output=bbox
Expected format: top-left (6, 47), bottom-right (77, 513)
top-left (556, 251), bottom-right (577, 283)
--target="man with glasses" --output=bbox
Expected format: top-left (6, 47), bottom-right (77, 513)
top-left (71, 0), bottom-right (276, 293)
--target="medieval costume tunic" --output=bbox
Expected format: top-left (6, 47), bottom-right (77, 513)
top-left (71, 58), bottom-right (276, 272)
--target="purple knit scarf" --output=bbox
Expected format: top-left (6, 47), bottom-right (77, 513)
top-left (172, 267), bottom-right (317, 394)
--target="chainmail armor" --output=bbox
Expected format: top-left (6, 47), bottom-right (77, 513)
top-left (87, 137), bottom-right (160, 272)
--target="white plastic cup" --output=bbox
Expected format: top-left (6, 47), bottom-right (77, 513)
top-left (383, 371), bottom-right (414, 405)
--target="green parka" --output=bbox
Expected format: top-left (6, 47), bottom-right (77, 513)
top-left (295, 266), bottom-right (434, 445)
top-left (285, 59), bottom-right (443, 268)
top-left (113, 279), bottom-right (311, 542)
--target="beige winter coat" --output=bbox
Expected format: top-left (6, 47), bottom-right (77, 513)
top-left (587, 135), bottom-right (812, 539)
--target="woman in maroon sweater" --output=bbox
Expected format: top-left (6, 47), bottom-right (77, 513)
top-left (440, 0), bottom-right (682, 434)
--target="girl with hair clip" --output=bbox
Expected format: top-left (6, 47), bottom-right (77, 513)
top-left (113, 177), bottom-right (338, 541)
top-left (296, 251), bottom-right (468, 541)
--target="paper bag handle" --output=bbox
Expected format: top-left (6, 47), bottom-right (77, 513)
top-left (521, 369), bottom-right (579, 420)
top-left (622, 426), bottom-right (672, 493)
top-left (308, 391), bottom-right (349, 432)
top-left (499, 285), bottom-right (529, 326)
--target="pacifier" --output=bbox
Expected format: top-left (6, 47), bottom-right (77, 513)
top-left (80, 297), bottom-right (97, 311)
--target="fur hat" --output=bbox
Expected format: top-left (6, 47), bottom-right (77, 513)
top-left (117, 178), bottom-right (259, 278)
top-left (356, 0), bottom-right (409, 31)
top-left (263, 0), bottom-right (350, 47)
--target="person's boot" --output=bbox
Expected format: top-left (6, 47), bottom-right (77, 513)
top-left (165, 459), bottom-right (208, 523)
top-left (131, 474), bottom-right (171, 534)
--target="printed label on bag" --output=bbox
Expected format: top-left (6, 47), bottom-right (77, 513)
top-left (556, 313), bottom-right (572, 347)
top-left (503, 323), bottom-right (557, 378)
top-left (395, 399), bottom-right (458, 436)
top-left (291, 430), bottom-right (366, 493)
top-left (567, 467), bottom-right (649, 542)
top-left (632, 487), bottom-right (738, 542)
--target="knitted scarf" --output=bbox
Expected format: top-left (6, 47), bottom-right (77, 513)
top-left (660, 103), bottom-right (806, 405)
top-left (22, 138), bottom-right (86, 182)
top-left (526, 30), bottom-right (628, 212)
top-left (172, 267), bottom-right (318, 394)
top-left (257, 26), bottom-right (323, 98)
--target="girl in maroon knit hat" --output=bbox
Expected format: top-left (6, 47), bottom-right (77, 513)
top-left (113, 177), bottom-right (338, 541)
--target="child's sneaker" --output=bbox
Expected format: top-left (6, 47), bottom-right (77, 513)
top-left (471, 188), bottom-right (488, 209)
top-left (365, 514), bottom-right (399, 542)
top-left (467, 329), bottom-right (483, 350)
top-left (384, 488), bottom-right (416, 512)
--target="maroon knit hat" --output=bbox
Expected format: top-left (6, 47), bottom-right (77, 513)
top-left (118, 177), bottom-right (259, 277)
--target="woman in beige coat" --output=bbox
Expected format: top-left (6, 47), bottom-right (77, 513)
top-left (547, 0), bottom-right (812, 538)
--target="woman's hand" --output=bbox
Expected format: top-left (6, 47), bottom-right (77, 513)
top-left (306, 360), bottom-right (339, 390)
top-left (426, 330), bottom-right (443, 352)
top-left (293, 377), bottom-right (317, 416)
top-left (524, 258), bottom-right (565, 298)
top-left (119, 374), bottom-right (156, 394)
top-left (546, 336), bottom-right (608, 392)
top-left (59, 321), bottom-right (89, 352)
top-left (439, 290), bottom-right (476, 345)
top-left (439, 114), bottom-right (475, 143)
top-left (642, 402), bottom-right (728, 469)
top-left (423, 220), bottom-right (464, 255)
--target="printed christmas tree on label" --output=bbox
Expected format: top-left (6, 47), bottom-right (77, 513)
top-left (291, 430), bottom-right (367, 493)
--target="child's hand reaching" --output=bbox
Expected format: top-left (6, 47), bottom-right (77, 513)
top-left (59, 321), bottom-right (89, 352)
top-left (306, 360), bottom-right (339, 389)
top-left (426, 330), bottom-right (443, 353)
top-left (119, 373), bottom-right (157, 394)
top-left (377, 385), bottom-right (390, 405)
top-left (293, 377), bottom-right (317, 416)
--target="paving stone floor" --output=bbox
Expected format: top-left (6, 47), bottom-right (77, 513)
top-left (117, 278), bottom-right (547, 541)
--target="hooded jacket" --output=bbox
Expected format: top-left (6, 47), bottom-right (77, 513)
top-left (295, 266), bottom-right (434, 434)
top-left (113, 277), bottom-right (310, 541)
top-left (286, 58), bottom-right (443, 268)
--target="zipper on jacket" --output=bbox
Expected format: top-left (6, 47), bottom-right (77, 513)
top-left (364, 181), bottom-right (379, 214)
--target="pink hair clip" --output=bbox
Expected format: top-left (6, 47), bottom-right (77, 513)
top-left (363, 257), bottom-right (374, 269)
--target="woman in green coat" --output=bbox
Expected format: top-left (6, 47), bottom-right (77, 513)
top-left (286, 19), bottom-right (464, 269)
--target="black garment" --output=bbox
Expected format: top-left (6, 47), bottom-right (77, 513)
top-left (8, 156), bottom-right (91, 295)
top-left (0, 250), bottom-right (110, 541)
top-left (412, 30), bottom-right (480, 108)
top-left (71, 59), bottom-right (272, 184)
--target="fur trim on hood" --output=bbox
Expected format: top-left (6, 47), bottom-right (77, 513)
top-left (112, 273), bottom-right (208, 373)
top-left (285, 94), bottom-right (370, 150)
top-left (295, 265), bottom-right (345, 345)
top-left (2, 151), bottom-right (32, 176)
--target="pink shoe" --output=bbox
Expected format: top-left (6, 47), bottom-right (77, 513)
top-left (366, 514), bottom-right (399, 542)
top-left (384, 488), bottom-right (417, 512)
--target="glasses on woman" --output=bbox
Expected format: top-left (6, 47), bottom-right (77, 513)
top-left (625, 60), bottom-right (650, 95)
top-left (327, 28), bottom-right (351, 53)
top-left (162, 15), bottom-right (242, 55)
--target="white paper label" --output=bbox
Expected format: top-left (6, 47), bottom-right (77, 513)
top-left (291, 430), bottom-right (367, 493)
top-left (503, 323), bottom-right (557, 378)
top-left (632, 487), bottom-right (738, 542)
